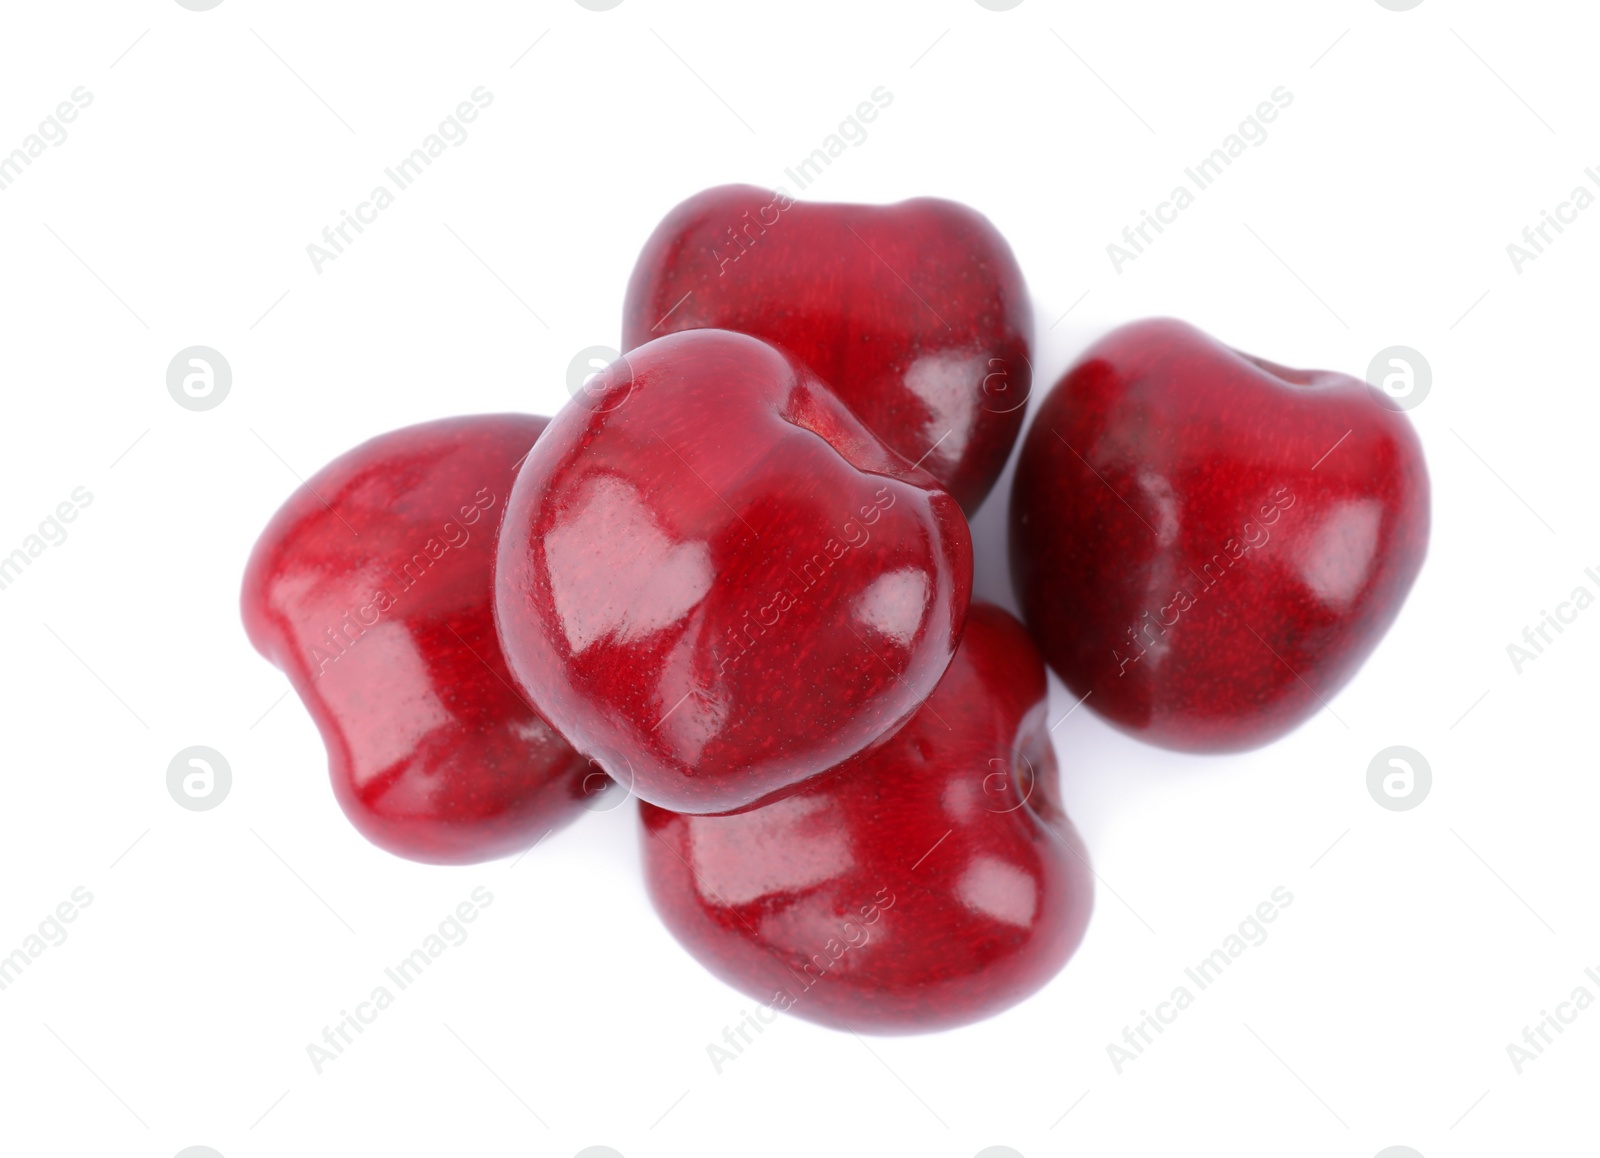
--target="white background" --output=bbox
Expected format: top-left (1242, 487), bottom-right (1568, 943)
top-left (0, 2), bottom-right (1594, 1156)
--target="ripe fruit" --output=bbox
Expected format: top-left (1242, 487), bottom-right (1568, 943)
top-left (622, 184), bottom-right (1033, 515)
top-left (241, 415), bottom-right (594, 864)
top-left (494, 328), bottom-right (973, 815)
top-left (1010, 318), bottom-right (1430, 752)
top-left (639, 603), bottom-right (1093, 1033)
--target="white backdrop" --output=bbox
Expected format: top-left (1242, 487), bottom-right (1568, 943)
top-left (0, 2), bottom-right (1594, 1156)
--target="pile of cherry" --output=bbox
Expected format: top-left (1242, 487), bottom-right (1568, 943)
top-left (243, 185), bottom-right (1429, 1033)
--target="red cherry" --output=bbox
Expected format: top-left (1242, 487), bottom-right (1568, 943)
top-left (241, 415), bottom-right (594, 864)
top-left (494, 328), bottom-right (973, 815)
top-left (623, 184), bottom-right (1034, 516)
top-left (1010, 318), bottom-right (1430, 752)
top-left (639, 602), bottom-right (1093, 1033)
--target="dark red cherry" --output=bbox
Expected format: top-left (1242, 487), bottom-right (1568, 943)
top-left (623, 184), bottom-right (1033, 515)
top-left (241, 415), bottom-right (594, 863)
top-left (494, 328), bottom-right (973, 815)
top-left (639, 603), bottom-right (1093, 1033)
top-left (1010, 318), bottom-right (1430, 752)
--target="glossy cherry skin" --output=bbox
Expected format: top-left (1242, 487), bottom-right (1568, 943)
top-left (494, 329), bottom-right (973, 815)
top-left (639, 602), bottom-right (1093, 1033)
top-left (1010, 318), bottom-right (1430, 753)
top-left (622, 184), bottom-right (1033, 516)
top-left (241, 415), bottom-right (595, 864)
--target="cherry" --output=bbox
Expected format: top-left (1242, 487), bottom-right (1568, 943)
top-left (639, 602), bottom-right (1093, 1033)
top-left (241, 415), bottom-right (595, 863)
top-left (494, 328), bottom-right (973, 815)
top-left (623, 184), bottom-right (1034, 515)
top-left (1010, 318), bottom-right (1430, 752)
